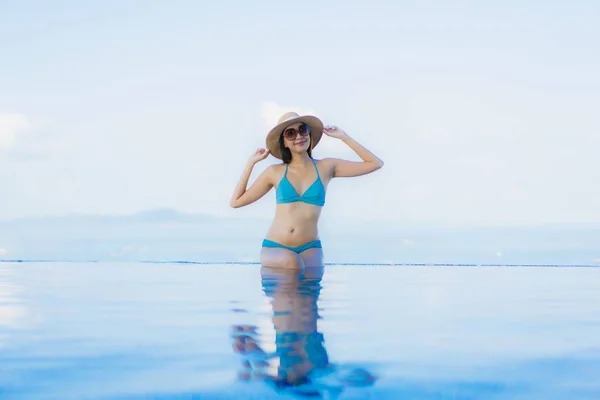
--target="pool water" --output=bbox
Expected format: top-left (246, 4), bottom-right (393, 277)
top-left (1, 262), bottom-right (599, 399)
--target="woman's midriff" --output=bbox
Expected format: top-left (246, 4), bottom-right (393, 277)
top-left (264, 203), bottom-right (323, 246)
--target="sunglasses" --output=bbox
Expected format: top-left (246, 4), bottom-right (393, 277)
top-left (283, 123), bottom-right (311, 140)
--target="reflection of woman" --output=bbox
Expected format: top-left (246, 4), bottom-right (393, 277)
top-left (230, 111), bottom-right (383, 269)
top-left (261, 265), bottom-right (328, 386)
top-left (231, 266), bottom-right (377, 396)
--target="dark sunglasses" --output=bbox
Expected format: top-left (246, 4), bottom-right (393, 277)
top-left (283, 123), bottom-right (311, 140)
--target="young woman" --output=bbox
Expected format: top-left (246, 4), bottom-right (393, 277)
top-left (230, 111), bottom-right (383, 269)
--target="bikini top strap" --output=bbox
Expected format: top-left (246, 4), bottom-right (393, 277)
top-left (312, 159), bottom-right (321, 179)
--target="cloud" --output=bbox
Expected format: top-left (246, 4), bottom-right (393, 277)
top-left (0, 113), bottom-right (31, 149)
top-left (0, 248), bottom-right (6, 255)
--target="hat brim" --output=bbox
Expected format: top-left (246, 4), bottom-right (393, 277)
top-left (266, 115), bottom-right (324, 160)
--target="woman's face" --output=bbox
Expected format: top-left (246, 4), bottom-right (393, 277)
top-left (282, 122), bottom-right (311, 153)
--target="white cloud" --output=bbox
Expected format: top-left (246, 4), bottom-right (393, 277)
top-left (0, 113), bottom-right (31, 149)
top-left (0, 248), bottom-right (6, 255)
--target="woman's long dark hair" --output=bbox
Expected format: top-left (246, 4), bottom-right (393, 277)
top-left (278, 132), bottom-right (313, 164)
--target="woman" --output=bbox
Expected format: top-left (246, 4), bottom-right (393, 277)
top-left (230, 111), bottom-right (383, 269)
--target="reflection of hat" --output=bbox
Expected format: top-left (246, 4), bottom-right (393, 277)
top-left (266, 111), bottom-right (324, 160)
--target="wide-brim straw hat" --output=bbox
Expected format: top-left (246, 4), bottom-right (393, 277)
top-left (266, 111), bottom-right (324, 160)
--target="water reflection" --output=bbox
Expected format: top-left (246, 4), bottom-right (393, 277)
top-left (0, 263), bottom-right (26, 331)
top-left (231, 266), bottom-right (377, 398)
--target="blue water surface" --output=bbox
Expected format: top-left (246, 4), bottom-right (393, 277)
top-left (1, 261), bottom-right (599, 399)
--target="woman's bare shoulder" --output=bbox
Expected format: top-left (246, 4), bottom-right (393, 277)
top-left (314, 157), bottom-right (337, 168)
top-left (314, 158), bottom-right (336, 179)
top-left (315, 157), bottom-right (336, 166)
top-left (263, 163), bottom-right (285, 179)
top-left (267, 163), bottom-right (285, 173)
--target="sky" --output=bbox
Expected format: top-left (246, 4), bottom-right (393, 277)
top-left (1, 0), bottom-right (599, 226)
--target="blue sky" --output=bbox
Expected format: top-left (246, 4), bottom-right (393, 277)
top-left (1, 1), bottom-right (599, 225)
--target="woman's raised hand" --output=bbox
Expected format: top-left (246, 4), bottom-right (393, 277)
top-left (248, 148), bottom-right (270, 164)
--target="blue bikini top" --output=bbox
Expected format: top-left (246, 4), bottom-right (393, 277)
top-left (276, 160), bottom-right (326, 206)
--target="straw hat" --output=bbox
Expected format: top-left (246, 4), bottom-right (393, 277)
top-left (266, 111), bottom-right (324, 160)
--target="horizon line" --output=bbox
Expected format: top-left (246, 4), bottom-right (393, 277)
top-left (1, 207), bottom-right (600, 228)
top-left (1, 259), bottom-right (599, 268)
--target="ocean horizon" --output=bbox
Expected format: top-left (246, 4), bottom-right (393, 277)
top-left (1, 209), bottom-right (599, 266)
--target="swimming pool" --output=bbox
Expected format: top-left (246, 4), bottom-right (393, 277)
top-left (1, 261), bottom-right (599, 399)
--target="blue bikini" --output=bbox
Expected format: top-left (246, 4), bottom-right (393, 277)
top-left (262, 239), bottom-right (322, 254)
top-left (262, 160), bottom-right (326, 254)
top-left (276, 160), bottom-right (326, 207)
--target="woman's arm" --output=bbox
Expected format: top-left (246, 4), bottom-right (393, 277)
top-left (322, 126), bottom-right (384, 178)
top-left (229, 148), bottom-right (273, 208)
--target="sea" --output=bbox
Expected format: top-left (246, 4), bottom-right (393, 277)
top-left (1, 213), bottom-right (599, 398)
top-left (1, 260), bottom-right (600, 399)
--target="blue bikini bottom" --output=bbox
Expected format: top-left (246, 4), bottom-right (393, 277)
top-left (262, 239), bottom-right (322, 254)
